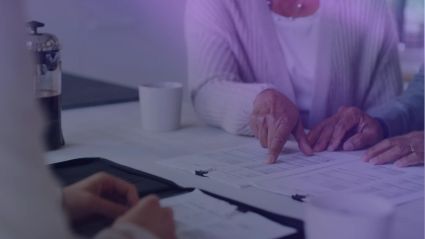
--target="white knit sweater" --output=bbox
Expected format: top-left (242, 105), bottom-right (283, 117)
top-left (0, 2), bottom-right (156, 239)
top-left (186, 0), bottom-right (403, 135)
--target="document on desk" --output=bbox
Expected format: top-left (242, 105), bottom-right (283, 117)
top-left (158, 142), bottom-right (424, 205)
top-left (255, 159), bottom-right (424, 205)
top-left (161, 190), bottom-right (296, 239)
top-left (159, 142), bottom-right (346, 187)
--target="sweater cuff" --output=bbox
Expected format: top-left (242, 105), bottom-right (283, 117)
top-left (193, 79), bottom-right (275, 136)
top-left (95, 223), bottom-right (158, 239)
top-left (367, 101), bottom-right (409, 138)
top-left (373, 117), bottom-right (390, 139)
top-left (224, 83), bottom-right (275, 136)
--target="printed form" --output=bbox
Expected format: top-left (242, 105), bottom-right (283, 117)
top-left (159, 141), bottom-right (424, 205)
top-left (161, 190), bottom-right (296, 239)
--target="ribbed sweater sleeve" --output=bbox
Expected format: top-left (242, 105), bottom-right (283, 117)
top-left (364, 0), bottom-right (403, 111)
top-left (186, 0), bottom-right (273, 135)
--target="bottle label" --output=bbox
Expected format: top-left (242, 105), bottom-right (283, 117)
top-left (35, 50), bottom-right (62, 97)
top-left (38, 50), bottom-right (60, 72)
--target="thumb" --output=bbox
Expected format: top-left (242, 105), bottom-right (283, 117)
top-left (342, 132), bottom-right (373, 151)
top-left (293, 120), bottom-right (313, 156)
top-left (91, 195), bottom-right (129, 219)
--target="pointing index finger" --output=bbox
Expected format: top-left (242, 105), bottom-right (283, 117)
top-left (267, 117), bottom-right (292, 164)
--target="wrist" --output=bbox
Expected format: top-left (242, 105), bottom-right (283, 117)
top-left (374, 117), bottom-right (389, 139)
top-left (256, 88), bottom-right (278, 98)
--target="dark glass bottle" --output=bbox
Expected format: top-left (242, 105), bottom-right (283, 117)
top-left (27, 21), bottom-right (65, 150)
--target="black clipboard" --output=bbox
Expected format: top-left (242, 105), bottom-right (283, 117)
top-left (50, 158), bottom-right (304, 239)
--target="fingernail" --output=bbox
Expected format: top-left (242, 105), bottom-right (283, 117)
top-left (369, 158), bottom-right (378, 165)
top-left (305, 147), bottom-right (314, 156)
top-left (327, 145), bottom-right (336, 152)
top-left (267, 155), bottom-right (275, 164)
top-left (394, 161), bottom-right (404, 167)
top-left (344, 143), bottom-right (354, 151)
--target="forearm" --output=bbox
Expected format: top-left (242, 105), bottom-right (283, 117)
top-left (186, 0), bottom-right (271, 135)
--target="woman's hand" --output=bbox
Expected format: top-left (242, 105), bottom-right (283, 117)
top-left (250, 89), bottom-right (312, 163)
top-left (364, 131), bottom-right (424, 167)
top-left (62, 172), bottom-right (139, 223)
top-left (307, 107), bottom-right (384, 152)
top-left (64, 173), bottom-right (177, 239)
top-left (116, 195), bottom-right (176, 239)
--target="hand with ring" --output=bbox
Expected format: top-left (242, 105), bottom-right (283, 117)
top-left (307, 107), bottom-right (384, 152)
top-left (364, 131), bottom-right (424, 167)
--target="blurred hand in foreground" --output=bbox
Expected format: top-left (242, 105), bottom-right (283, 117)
top-left (63, 172), bottom-right (139, 223)
top-left (63, 172), bottom-right (177, 239)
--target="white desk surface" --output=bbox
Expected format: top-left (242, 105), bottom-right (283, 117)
top-left (46, 101), bottom-right (424, 239)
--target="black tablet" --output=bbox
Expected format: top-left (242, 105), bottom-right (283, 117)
top-left (50, 158), bottom-right (304, 239)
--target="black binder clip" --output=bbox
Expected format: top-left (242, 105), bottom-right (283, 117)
top-left (291, 194), bottom-right (307, 203)
top-left (195, 169), bottom-right (212, 177)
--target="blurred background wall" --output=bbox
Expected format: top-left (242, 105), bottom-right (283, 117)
top-left (390, 0), bottom-right (424, 82)
top-left (26, 0), bottom-right (422, 88)
top-left (26, 0), bottom-right (187, 88)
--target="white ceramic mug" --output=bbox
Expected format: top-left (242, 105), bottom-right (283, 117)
top-left (138, 82), bottom-right (183, 132)
top-left (305, 193), bottom-right (395, 239)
